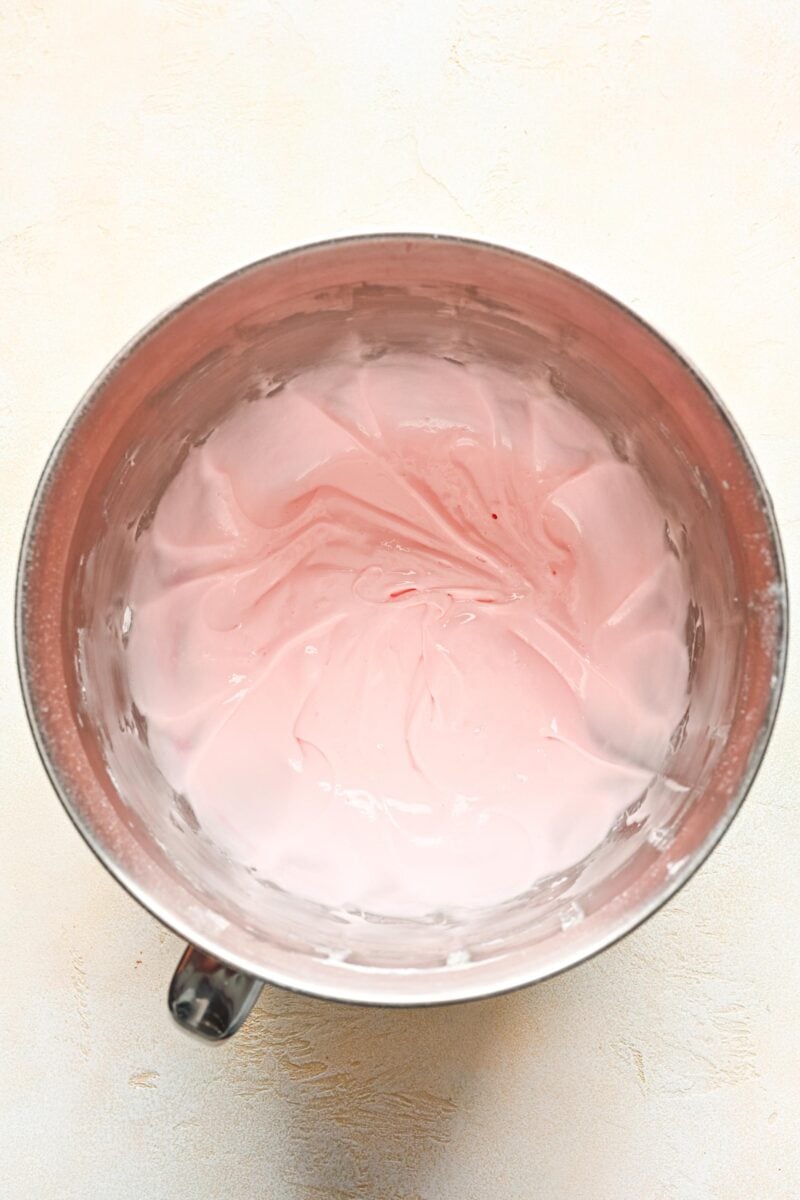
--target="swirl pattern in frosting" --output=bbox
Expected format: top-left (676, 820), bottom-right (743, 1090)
top-left (127, 353), bottom-right (689, 915)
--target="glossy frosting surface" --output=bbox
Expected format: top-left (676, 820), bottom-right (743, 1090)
top-left (127, 353), bottom-right (689, 915)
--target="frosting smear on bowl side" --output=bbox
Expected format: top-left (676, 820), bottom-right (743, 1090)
top-left (126, 353), bottom-right (689, 916)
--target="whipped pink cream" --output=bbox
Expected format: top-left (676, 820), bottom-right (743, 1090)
top-left (127, 353), bottom-right (689, 916)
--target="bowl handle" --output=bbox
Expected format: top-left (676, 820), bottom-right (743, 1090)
top-left (168, 944), bottom-right (263, 1040)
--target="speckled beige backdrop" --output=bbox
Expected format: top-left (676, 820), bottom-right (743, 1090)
top-left (1, 3), bottom-right (798, 1197)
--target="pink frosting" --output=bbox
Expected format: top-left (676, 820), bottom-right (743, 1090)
top-left (127, 354), bottom-right (689, 915)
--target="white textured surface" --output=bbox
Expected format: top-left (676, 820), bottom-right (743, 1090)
top-left (1, 3), bottom-right (798, 1197)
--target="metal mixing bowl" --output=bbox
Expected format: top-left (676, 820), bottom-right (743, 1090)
top-left (17, 235), bottom-right (787, 1038)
